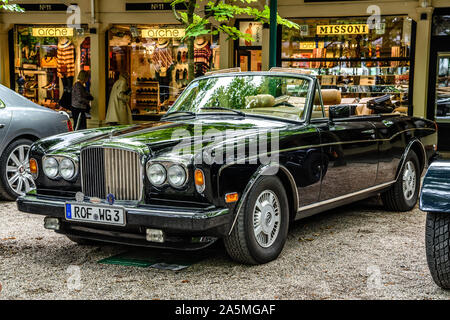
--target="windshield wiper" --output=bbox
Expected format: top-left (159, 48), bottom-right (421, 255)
top-left (200, 107), bottom-right (245, 117)
top-left (162, 111), bottom-right (196, 120)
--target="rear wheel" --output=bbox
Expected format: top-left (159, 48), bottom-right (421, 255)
top-left (381, 150), bottom-right (420, 211)
top-left (0, 139), bottom-right (35, 200)
top-left (426, 212), bottom-right (450, 289)
top-left (224, 176), bottom-right (289, 265)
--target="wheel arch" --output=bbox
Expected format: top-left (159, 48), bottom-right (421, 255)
top-left (0, 134), bottom-right (40, 156)
top-left (395, 138), bottom-right (426, 181)
top-left (227, 163), bottom-right (299, 235)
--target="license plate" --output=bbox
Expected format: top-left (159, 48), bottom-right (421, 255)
top-left (65, 203), bottom-right (126, 226)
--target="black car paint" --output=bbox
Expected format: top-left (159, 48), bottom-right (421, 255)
top-left (17, 73), bottom-right (438, 248)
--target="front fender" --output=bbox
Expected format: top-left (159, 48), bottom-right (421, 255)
top-left (420, 160), bottom-right (450, 213)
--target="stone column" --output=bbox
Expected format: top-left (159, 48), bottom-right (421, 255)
top-left (87, 23), bottom-right (108, 128)
top-left (0, 24), bottom-right (12, 88)
top-left (411, 5), bottom-right (434, 118)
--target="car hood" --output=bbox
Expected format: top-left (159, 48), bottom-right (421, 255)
top-left (34, 116), bottom-right (294, 157)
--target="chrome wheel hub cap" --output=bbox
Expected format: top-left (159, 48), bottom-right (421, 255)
top-left (6, 145), bottom-right (35, 196)
top-left (402, 160), bottom-right (416, 201)
top-left (253, 190), bottom-right (281, 248)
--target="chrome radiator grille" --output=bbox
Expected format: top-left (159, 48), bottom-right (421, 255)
top-left (80, 147), bottom-right (143, 201)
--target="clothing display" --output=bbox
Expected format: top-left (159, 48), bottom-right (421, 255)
top-left (108, 25), bottom-right (219, 116)
top-left (57, 38), bottom-right (75, 78)
top-left (194, 38), bottom-right (212, 77)
top-left (14, 25), bottom-right (91, 111)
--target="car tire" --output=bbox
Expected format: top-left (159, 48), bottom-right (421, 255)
top-left (426, 212), bottom-right (450, 289)
top-left (381, 150), bottom-right (420, 211)
top-left (224, 175), bottom-right (289, 265)
top-left (0, 139), bottom-right (35, 200)
top-left (66, 235), bottom-right (98, 246)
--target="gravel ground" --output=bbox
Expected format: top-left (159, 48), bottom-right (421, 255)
top-left (1, 198), bottom-right (449, 300)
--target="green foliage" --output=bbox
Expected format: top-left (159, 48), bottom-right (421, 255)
top-left (0, 0), bottom-right (24, 12)
top-left (169, 0), bottom-right (299, 43)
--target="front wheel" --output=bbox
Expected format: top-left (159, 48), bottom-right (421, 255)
top-left (426, 212), bottom-right (450, 289)
top-left (0, 139), bottom-right (35, 200)
top-left (224, 176), bottom-right (289, 265)
top-left (381, 150), bottom-right (420, 211)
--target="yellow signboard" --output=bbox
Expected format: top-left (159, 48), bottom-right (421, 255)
top-left (299, 42), bottom-right (324, 50)
top-left (141, 28), bottom-right (185, 38)
top-left (32, 28), bottom-right (74, 37)
top-left (317, 24), bottom-right (369, 35)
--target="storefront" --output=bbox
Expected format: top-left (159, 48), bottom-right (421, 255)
top-left (279, 15), bottom-right (414, 113)
top-left (427, 7), bottom-right (450, 150)
top-left (106, 24), bottom-right (220, 119)
top-left (12, 24), bottom-right (91, 111)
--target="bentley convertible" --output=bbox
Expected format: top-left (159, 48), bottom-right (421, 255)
top-left (17, 69), bottom-right (437, 264)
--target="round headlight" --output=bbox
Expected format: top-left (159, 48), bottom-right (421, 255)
top-left (59, 158), bottom-right (76, 180)
top-left (43, 157), bottom-right (58, 179)
top-left (168, 165), bottom-right (187, 188)
top-left (147, 163), bottom-right (166, 186)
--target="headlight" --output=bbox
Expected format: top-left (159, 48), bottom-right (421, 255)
top-left (59, 158), bottom-right (76, 180)
top-left (43, 157), bottom-right (58, 179)
top-left (167, 165), bottom-right (187, 188)
top-left (147, 163), bottom-right (166, 186)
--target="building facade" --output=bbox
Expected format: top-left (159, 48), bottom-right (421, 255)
top-left (0, 0), bottom-right (449, 147)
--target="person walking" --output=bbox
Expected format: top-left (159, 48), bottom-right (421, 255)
top-left (71, 70), bottom-right (93, 130)
top-left (105, 72), bottom-right (132, 125)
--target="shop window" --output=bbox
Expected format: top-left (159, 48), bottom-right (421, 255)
top-left (235, 21), bottom-right (263, 72)
top-left (281, 16), bottom-right (413, 112)
top-left (13, 25), bottom-right (91, 110)
top-left (433, 15), bottom-right (450, 36)
top-left (434, 53), bottom-right (450, 121)
top-left (107, 25), bottom-right (220, 117)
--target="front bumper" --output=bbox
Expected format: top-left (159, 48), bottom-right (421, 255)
top-left (17, 194), bottom-right (232, 249)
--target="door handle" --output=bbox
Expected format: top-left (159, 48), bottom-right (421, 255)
top-left (362, 129), bottom-right (375, 134)
top-left (0, 124), bottom-right (4, 129)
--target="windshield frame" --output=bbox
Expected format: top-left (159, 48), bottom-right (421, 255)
top-left (165, 72), bottom-right (315, 123)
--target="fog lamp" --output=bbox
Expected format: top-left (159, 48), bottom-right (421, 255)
top-left (146, 229), bottom-right (165, 243)
top-left (44, 217), bottom-right (60, 231)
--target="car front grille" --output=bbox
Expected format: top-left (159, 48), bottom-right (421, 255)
top-left (80, 147), bottom-right (143, 201)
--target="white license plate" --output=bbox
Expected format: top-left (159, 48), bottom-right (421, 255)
top-left (65, 203), bottom-right (126, 226)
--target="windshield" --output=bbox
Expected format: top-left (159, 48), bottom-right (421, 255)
top-left (166, 74), bottom-right (312, 121)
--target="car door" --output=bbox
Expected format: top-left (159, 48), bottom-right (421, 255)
top-left (309, 88), bottom-right (379, 202)
top-left (0, 98), bottom-right (12, 150)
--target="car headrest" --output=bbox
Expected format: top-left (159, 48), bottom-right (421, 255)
top-left (245, 94), bottom-right (275, 108)
top-left (314, 89), bottom-right (342, 105)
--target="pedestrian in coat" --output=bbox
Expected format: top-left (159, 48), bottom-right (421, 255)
top-left (105, 72), bottom-right (132, 125)
top-left (71, 71), bottom-right (93, 130)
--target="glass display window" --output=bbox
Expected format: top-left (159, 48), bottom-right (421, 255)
top-left (281, 16), bottom-right (413, 110)
top-left (13, 25), bottom-right (91, 110)
top-left (107, 25), bottom-right (220, 116)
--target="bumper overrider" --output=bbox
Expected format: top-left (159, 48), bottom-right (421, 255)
top-left (17, 194), bottom-right (232, 250)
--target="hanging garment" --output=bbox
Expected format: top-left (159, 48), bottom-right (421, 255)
top-left (57, 39), bottom-right (75, 78)
top-left (105, 74), bottom-right (132, 125)
top-left (80, 37), bottom-right (91, 67)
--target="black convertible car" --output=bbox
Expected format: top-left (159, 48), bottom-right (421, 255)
top-left (17, 69), bottom-right (437, 264)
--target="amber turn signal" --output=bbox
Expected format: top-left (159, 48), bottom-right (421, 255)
top-left (194, 169), bottom-right (205, 193)
top-left (29, 158), bottom-right (38, 176)
top-left (225, 192), bottom-right (239, 203)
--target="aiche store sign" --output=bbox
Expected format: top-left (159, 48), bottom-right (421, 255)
top-left (32, 27), bottom-right (74, 37)
top-left (141, 28), bottom-right (185, 38)
top-left (317, 24), bottom-right (369, 35)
